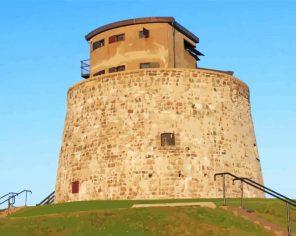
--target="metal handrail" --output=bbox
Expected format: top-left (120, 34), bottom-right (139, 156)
top-left (0, 192), bottom-right (17, 200)
top-left (37, 191), bottom-right (55, 206)
top-left (214, 172), bottom-right (239, 206)
top-left (233, 177), bottom-right (296, 207)
top-left (0, 190), bottom-right (32, 207)
top-left (214, 172), bottom-right (239, 181)
top-left (214, 172), bottom-right (295, 236)
top-left (0, 195), bottom-right (16, 205)
top-left (214, 172), bottom-right (296, 206)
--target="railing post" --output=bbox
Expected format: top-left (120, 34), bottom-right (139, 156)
top-left (7, 198), bottom-right (11, 210)
top-left (240, 180), bottom-right (244, 209)
top-left (286, 203), bottom-right (291, 236)
top-left (25, 191), bottom-right (27, 206)
top-left (12, 195), bottom-right (15, 207)
top-left (223, 174), bottom-right (226, 206)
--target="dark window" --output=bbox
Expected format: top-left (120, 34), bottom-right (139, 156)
top-left (109, 35), bottom-right (116, 44)
top-left (109, 34), bottom-right (125, 44)
top-left (139, 28), bottom-right (149, 38)
top-left (140, 63), bottom-right (150, 69)
top-left (140, 62), bottom-right (160, 69)
top-left (72, 181), bottom-right (79, 194)
top-left (93, 70), bottom-right (105, 76)
top-left (117, 65), bottom-right (125, 71)
top-left (184, 39), bottom-right (204, 61)
top-left (109, 67), bottom-right (117, 73)
top-left (161, 133), bottom-right (175, 146)
top-left (117, 34), bottom-right (125, 41)
top-left (93, 39), bottom-right (105, 50)
top-left (109, 65), bottom-right (126, 73)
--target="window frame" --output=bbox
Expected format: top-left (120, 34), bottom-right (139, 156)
top-left (109, 34), bottom-right (125, 44)
top-left (92, 39), bottom-right (105, 51)
top-left (140, 62), bottom-right (160, 69)
top-left (161, 133), bottom-right (175, 147)
top-left (117, 65), bottom-right (126, 72)
top-left (139, 28), bottom-right (149, 38)
top-left (109, 65), bottom-right (126, 73)
top-left (93, 70), bottom-right (105, 76)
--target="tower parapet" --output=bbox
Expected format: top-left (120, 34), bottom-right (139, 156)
top-left (83, 17), bottom-right (203, 79)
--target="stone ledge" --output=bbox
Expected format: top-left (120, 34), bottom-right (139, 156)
top-left (131, 202), bottom-right (216, 209)
top-left (68, 67), bottom-right (248, 95)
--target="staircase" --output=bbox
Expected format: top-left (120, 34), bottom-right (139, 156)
top-left (214, 172), bottom-right (296, 236)
top-left (0, 206), bottom-right (26, 218)
top-left (225, 206), bottom-right (292, 236)
top-left (0, 190), bottom-right (32, 216)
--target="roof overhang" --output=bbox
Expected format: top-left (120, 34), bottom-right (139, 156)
top-left (85, 17), bottom-right (199, 43)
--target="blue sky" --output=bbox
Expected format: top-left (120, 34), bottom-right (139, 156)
top-left (0, 0), bottom-right (295, 206)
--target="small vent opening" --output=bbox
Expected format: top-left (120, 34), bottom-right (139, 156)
top-left (161, 133), bottom-right (175, 146)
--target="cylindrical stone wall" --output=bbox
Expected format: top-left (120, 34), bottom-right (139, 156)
top-left (55, 68), bottom-right (264, 203)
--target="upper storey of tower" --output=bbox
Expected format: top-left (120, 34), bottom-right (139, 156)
top-left (81, 17), bottom-right (204, 79)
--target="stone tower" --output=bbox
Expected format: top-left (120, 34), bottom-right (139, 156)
top-left (55, 17), bottom-right (264, 203)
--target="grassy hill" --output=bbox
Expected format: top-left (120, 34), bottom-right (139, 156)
top-left (0, 198), bottom-right (295, 236)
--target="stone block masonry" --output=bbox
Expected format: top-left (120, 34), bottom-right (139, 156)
top-left (55, 68), bottom-right (264, 203)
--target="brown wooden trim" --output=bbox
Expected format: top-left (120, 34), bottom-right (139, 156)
top-left (85, 17), bottom-right (199, 43)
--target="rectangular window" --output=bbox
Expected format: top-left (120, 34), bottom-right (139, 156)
top-left (109, 35), bottom-right (116, 44)
top-left (109, 67), bottom-right (117, 73)
top-left (93, 70), bottom-right (105, 76)
top-left (161, 133), bottom-right (175, 146)
top-left (139, 28), bottom-right (149, 38)
top-left (72, 181), bottom-right (79, 194)
top-left (117, 65), bottom-right (125, 71)
top-left (140, 62), bottom-right (160, 69)
top-left (93, 39), bottom-right (105, 51)
top-left (109, 65), bottom-right (126, 73)
top-left (109, 34), bottom-right (125, 44)
top-left (117, 34), bottom-right (125, 41)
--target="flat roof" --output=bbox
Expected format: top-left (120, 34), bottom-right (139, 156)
top-left (85, 17), bottom-right (199, 43)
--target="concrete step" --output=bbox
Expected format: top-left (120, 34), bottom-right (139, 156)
top-left (131, 202), bottom-right (216, 208)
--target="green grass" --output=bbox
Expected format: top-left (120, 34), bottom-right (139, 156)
top-left (10, 198), bottom-right (223, 218)
top-left (0, 198), bottom-right (295, 236)
top-left (1, 205), bottom-right (270, 236)
top-left (226, 198), bottom-right (296, 231)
